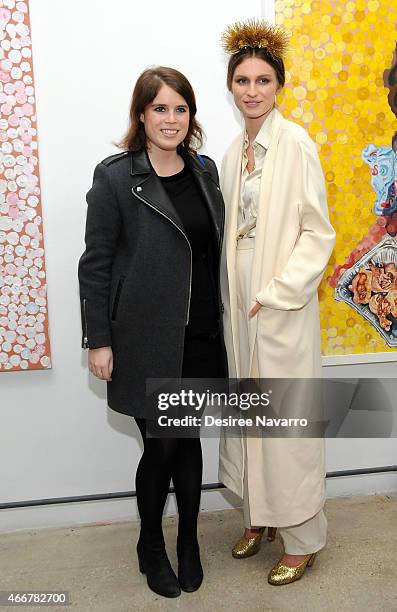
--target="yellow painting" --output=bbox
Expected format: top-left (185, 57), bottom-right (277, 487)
top-left (275, 0), bottom-right (397, 356)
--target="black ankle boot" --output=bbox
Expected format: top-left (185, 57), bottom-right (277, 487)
top-left (137, 536), bottom-right (181, 598)
top-left (177, 537), bottom-right (203, 592)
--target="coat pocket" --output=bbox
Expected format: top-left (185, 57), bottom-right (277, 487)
top-left (111, 275), bottom-right (126, 321)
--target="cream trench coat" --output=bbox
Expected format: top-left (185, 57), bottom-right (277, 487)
top-left (218, 108), bottom-right (336, 527)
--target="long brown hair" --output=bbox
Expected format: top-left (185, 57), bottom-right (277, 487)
top-left (226, 47), bottom-right (285, 91)
top-left (118, 66), bottom-right (203, 153)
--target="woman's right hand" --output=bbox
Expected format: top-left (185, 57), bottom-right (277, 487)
top-left (88, 346), bottom-right (113, 381)
top-left (249, 301), bottom-right (262, 318)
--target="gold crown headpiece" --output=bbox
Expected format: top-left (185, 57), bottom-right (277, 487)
top-left (221, 18), bottom-right (290, 59)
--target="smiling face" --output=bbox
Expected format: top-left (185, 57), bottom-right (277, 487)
top-left (231, 56), bottom-right (281, 122)
top-left (140, 84), bottom-right (190, 153)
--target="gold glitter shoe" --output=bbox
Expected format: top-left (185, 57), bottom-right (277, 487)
top-left (267, 552), bottom-right (316, 586)
top-left (232, 527), bottom-right (277, 559)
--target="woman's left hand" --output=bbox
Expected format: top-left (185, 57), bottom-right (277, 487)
top-left (249, 301), bottom-right (262, 318)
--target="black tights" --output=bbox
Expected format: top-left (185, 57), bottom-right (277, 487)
top-left (135, 417), bottom-right (203, 546)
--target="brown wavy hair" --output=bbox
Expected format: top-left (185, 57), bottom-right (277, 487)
top-left (118, 66), bottom-right (203, 153)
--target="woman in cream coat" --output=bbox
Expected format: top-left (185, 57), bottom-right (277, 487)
top-left (219, 20), bottom-right (336, 585)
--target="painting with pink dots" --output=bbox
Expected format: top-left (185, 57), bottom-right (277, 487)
top-left (0, 0), bottom-right (51, 371)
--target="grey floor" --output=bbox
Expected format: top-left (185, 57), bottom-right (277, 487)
top-left (1, 494), bottom-right (397, 612)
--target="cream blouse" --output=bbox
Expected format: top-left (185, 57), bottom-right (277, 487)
top-left (237, 109), bottom-right (275, 239)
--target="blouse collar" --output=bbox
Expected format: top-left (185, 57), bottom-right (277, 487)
top-left (243, 106), bottom-right (276, 151)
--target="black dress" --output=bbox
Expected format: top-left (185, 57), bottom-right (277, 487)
top-left (160, 165), bottom-right (223, 378)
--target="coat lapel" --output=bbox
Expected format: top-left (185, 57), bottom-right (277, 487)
top-left (183, 151), bottom-right (224, 254)
top-left (222, 133), bottom-right (244, 377)
top-left (130, 149), bottom-right (186, 235)
top-left (247, 109), bottom-right (284, 374)
top-left (130, 148), bottom-right (224, 249)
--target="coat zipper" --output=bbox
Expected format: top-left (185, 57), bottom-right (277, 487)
top-left (82, 298), bottom-right (89, 348)
top-left (216, 186), bottom-right (225, 314)
top-left (132, 187), bottom-right (192, 325)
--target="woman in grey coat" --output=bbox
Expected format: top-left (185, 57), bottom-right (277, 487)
top-left (78, 67), bottom-right (226, 598)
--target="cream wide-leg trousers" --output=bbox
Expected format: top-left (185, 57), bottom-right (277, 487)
top-left (236, 238), bottom-right (327, 555)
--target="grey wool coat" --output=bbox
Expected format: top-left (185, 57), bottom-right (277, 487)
top-left (78, 148), bottom-right (226, 418)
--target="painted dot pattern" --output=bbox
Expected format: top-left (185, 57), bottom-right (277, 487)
top-left (0, 0), bottom-right (51, 371)
top-left (276, 0), bottom-right (397, 356)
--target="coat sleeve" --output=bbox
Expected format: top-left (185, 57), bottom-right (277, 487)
top-left (255, 138), bottom-right (336, 311)
top-left (78, 162), bottom-right (122, 348)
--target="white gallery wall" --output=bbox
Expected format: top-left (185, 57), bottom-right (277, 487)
top-left (1, 0), bottom-right (396, 533)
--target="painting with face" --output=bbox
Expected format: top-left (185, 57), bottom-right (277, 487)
top-left (276, 1), bottom-right (397, 356)
top-left (333, 44), bottom-right (397, 347)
